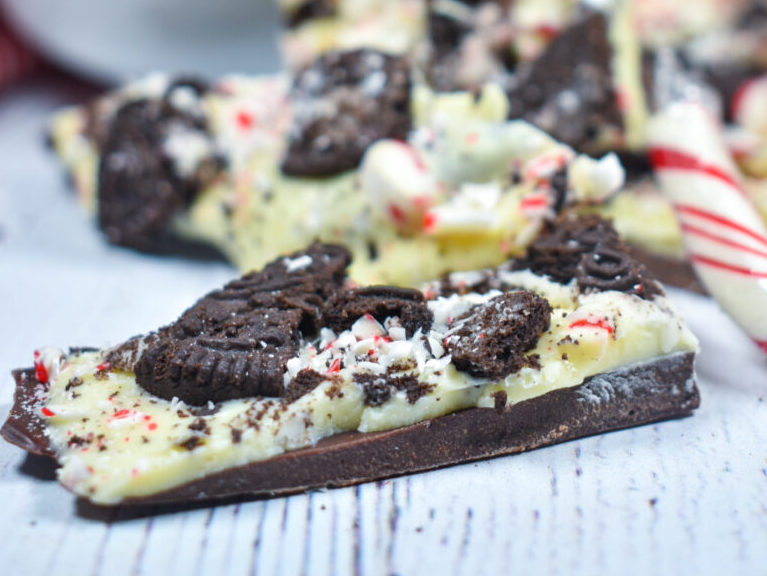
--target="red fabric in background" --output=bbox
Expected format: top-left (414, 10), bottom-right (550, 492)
top-left (0, 15), bottom-right (41, 92)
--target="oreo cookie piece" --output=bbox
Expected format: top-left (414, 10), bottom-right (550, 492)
top-left (355, 372), bottom-right (435, 407)
top-left (323, 286), bottom-right (433, 337)
top-left (97, 78), bottom-right (223, 251)
top-left (134, 307), bottom-right (305, 404)
top-left (577, 245), bottom-right (661, 298)
top-left (514, 214), bottom-right (662, 299)
top-left (281, 49), bottom-right (412, 177)
top-left (506, 12), bottom-right (623, 151)
top-left (515, 214), bottom-right (620, 283)
top-left (445, 291), bottom-right (552, 380)
top-left (128, 244), bottom-right (352, 405)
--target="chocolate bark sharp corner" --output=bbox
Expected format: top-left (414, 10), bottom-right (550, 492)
top-left (446, 291), bottom-right (551, 380)
top-left (131, 244), bottom-right (352, 404)
top-left (506, 12), bottom-right (622, 152)
top-left (323, 286), bottom-right (433, 337)
top-left (97, 78), bottom-right (224, 251)
top-left (281, 49), bottom-right (412, 176)
top-left (1, 369), bottom-right (54, 457)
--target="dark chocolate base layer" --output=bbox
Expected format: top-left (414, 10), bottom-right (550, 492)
top-left (2, 352), bottom-right (698, 506)
top-left (628, 247), bottom-right (704, 294)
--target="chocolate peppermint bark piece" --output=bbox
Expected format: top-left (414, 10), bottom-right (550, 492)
top-left (48, 64), bottom-right (699, 292)
top-left (2, 351), bottom-right (698, 506)
top-left (2, 217), bottom-right (699, 506)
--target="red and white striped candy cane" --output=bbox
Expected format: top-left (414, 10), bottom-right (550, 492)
top-left (649, 102), bottom-right (767, 354)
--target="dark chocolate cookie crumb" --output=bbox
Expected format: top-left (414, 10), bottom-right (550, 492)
top-left (355, 372), bottom-right (435, 407)
top-left (177, 436), bottom-right (205, 451)
top-left (360, 375), bottom-right (391, 407)
top-left (189, 403), bottom-right (221, 417)
top-left (68, 435), bottom-right (90, 449)
top-left (285, 369), bottom-right (328, 403)
top-left (94, 363), bottom-right (112, 381)
top-left (323, 286), bottom-right (433, 337)
top-left (506, 12), bottom-right (622, 151)
top-left (106, 336), bottom-right (154, 373)
top-left (97, 77), bottom-right (224, 251)
top-left (524, 353), bottom-right (542, 371)
top-left (188, 418), bottom-right (210, 434)
top-left (492, 390), bottom-right (508, 414)
top-left (68, 347), bottom-right (100, 356)
top-left (65, 377), bottom-right (83, 392)
top-left (399, 374), bottom-right (435, 405)
top-left (281, 49), bottom-right (412, 176)
top-left (131, 244), bottom-right (351, 405)
top-left (514, 214), bottom-right (663, 299)
top-left (446, 291), bottom-right (552, 380)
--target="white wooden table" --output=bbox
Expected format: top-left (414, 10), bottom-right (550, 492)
top-left (1, 81), bottom-right (766, 576)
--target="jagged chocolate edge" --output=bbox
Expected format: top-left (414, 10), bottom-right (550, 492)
top-left (2, 369), bottom-right (54, 457)
top-left (2, 352), bottom-right (698, 506)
